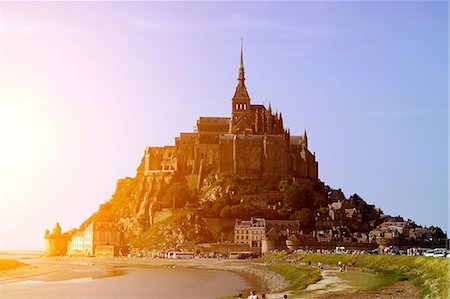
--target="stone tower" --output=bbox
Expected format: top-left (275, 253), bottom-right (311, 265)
top-left (230, 39), bottom-right (252, 134)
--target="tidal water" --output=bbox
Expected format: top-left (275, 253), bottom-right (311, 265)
top-left (0, 266), bottom-right (262, 299)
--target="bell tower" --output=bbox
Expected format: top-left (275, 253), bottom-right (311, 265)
top-left (230, 39), bottom-right (252, 134)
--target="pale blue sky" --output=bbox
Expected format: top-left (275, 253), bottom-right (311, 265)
top-left (1, 1), bottom-right (448, 249)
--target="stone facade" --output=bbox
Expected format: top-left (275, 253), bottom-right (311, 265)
top-left (137, 44), bottom-right (318, 189)
top-left (234, 217), bottom-right (266, 247)
top-left (44, 222), bottom-right (72, 256)
top-left (67, 221), bottom-right (121, 256)
top-left (234, 218), bottom-right (301, 248)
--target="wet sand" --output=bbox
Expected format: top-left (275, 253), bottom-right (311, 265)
top-left (0, 253), bottom-right (270, 298)
top-left (0, 253), bottom-right (423, 299)
top-left (1, 253), bottom-right (285, 290)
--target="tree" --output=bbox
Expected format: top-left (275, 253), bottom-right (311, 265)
top-left (291, 208), bottom-right (314, 229)
top-left (219, 205), bottom-right (232, 218)
top-left (210, 201), bottom-right (223, 217)
top-left (161, 182), bottom-right (196, 208)
top-left (229, 204), bottom-right (255, 219)
top-left (230, 205), bottom-right (241, 218)
top-left (319, 206), bottom-right (329, 215)
top-left (284, 182), bottom-right (315, 211)
top-left (279, 179), bottom-right (289, 192)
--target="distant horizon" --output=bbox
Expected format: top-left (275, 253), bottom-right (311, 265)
top-left (1, 1), bottom-right (447, 250)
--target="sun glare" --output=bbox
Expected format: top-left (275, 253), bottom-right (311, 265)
top-left (0, 90), bottom-right (55, 203)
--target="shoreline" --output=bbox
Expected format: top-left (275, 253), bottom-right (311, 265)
top-left (56, 255), bottom-right (289, 293)
top-left (0, 254), bottom-right (286, 297)
top-left (1, 252), bottom-right (431, 299)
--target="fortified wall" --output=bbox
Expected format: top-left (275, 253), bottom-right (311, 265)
top-left (136, 44), bottom-right (318, 193)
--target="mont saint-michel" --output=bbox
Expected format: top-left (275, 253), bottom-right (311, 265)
top-left (43, 44), bottom-right (447, 261)
top-left (2, 3), bottom-right (448, 299)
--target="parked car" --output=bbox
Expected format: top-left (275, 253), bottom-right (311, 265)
top-left (423, 249), bottom-right (435, 257)
top-left (433, 248), bottom-right (447, 257)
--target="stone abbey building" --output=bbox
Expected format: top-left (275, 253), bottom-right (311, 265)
top-left (139, 44), bottom-right (318, 189)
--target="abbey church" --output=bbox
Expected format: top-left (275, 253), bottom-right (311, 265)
top-left (139, 44), bottom-right (318, 188)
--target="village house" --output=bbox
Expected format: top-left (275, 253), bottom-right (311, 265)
top-left (234, 218), bottom-right (300, 248)
top-left (68, 231), bottom-right (85, 255)
top-left (379, 221), bottom-right (410, 238)
top-left (314, 213), bottom-right (332, 230)
top-left (67, 221), bottom-right (122, 257)
top-left (409, 227), bottom-right (425, 242)
top-left (315, 229), bottom-right (332, 242)
top-left (328, 201), bottom-right (344, 224)
top-left (330, 226), bottom-right (353, 242)
top-left (234, 217), bottom-right (266, 247)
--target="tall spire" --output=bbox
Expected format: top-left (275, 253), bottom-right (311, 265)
top-left (240, 38), bottom-right (244, 68)
top-left (304, 129), bottom-right (308, 148)
top-left (238, 38), bottom-right (245, 83)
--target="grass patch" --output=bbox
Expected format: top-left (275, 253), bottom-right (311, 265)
top-left (273, 253), bottom-right (449, 299)
top-left (0, 259), bottom-right (27, 271)
top-left (339, 270), bottom-right (409, 291)
top-left (268, 263), bottom-right (321, 294)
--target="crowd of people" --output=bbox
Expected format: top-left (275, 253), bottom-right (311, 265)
top-left (238, 291), bottom-right (288, 299)
top-left (239, 259), bottom-right (350, 299)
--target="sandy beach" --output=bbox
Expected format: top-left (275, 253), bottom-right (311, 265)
top-left (0, 254), bottom-right (121, 284)
top-left (0, 252), bottom-right (279, 298)
top-left (0, 252), bottom-right (423, 299)
top-left (1, 253), bottom-right (285, 290)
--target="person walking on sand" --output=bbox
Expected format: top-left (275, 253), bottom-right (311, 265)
top-left (283, 295), bottom-right (288, 299)
top-left (238, 294), bottom-right (244, 299)
top-left (248, 290), bottom-right (258, 299)
top-left (261, 294), bottom-right (266, 299)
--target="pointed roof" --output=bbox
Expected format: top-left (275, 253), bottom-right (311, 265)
top-left (239, 38), bottom-right (244, 70)
top-left (233, 39), bottom-right (250, 100)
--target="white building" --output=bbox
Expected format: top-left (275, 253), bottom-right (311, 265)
top-left (234, 217), bottom-right (266, 247)
top-left (67, 221), bottom-right (121, 256)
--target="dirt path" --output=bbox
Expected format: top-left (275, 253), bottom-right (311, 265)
top-left (266, 267), bottom-right (420, 299)
top-left (266, 269), bottom-right (353, 299)
top-left (302, 269), bottom-right (352, 296)
top-left (329, 280), bottom-right (421, 299)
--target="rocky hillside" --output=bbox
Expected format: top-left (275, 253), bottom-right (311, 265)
top-left (79, 148), bottom-right (332, 251)
top-left (82, 149), bottom-right (444, 252)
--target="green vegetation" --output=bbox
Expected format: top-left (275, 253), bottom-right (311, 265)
top-left (267, 262), bottom-right (321, 293)
top-left (129, 209), bottom-right (212, 250)
top-left (290, 208), bottom-right (314, 227)
top-left (0, 259), bottom-right (27, 271)
top-left (339, 270), bottom-right (409, 291)
top-left (267, 253), bottom-right (449, 299)
top-left (216, 261), bottom-right (321, 299)
top-left (200, 174), bottom-right (282, 219)
top-left (160, 182), bottom-right (198, 208)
